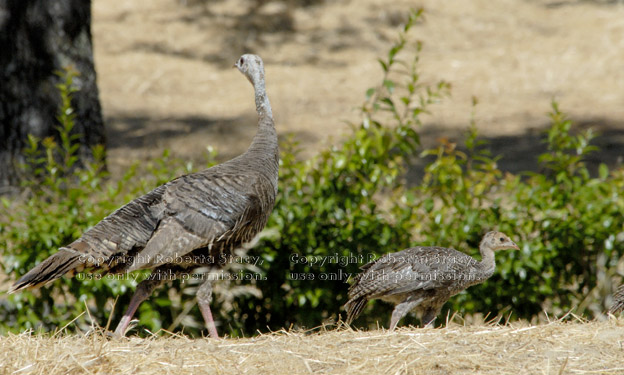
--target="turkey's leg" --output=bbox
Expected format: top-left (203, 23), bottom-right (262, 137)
top-left (389, 298), bottom-right (422, 330)
top-left (113, 275), bottom-right (164, 337)
top-left (421, 307), bottom-right (440, 328)
top-left (197, 278), bottom-right (219, 338)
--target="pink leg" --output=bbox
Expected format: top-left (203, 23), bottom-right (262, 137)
top-left (197, 279), bottom-right (219, 338)
top-left (199, 301), bottom-right (219, 338)
top-left (113, 276), bottom-right (162, 337)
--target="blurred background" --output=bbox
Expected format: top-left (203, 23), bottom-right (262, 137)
top-left (94, 0), bottom-right (624, 177)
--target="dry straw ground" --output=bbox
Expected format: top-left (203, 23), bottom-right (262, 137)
top-left (1, 319), bottom-right (623, 374)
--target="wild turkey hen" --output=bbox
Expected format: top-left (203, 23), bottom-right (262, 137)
top-left (9, 54), bottom-right (279, 338)
top-left (345, 231), bottom-right (519, 329)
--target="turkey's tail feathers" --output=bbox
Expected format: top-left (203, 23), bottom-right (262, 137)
top-left (344, 296), bottom-right (368, 325)
top-left (8, 248), bottom-right (84, 294)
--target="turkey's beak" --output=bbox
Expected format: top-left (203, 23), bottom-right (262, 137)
top-left (510, 243), bottom-right (520, 250)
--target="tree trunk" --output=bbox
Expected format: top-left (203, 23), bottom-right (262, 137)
top-left (0, 0), bottom-right (106, 194)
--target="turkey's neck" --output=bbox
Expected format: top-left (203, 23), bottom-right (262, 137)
top-left (476, 245), bottom-right (496, 281)
top-left (254, 79), bottom-right (273, 121)
top-left (246, 76), bottom-right (278, 166)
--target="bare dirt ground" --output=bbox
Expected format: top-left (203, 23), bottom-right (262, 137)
top-left (1, 320), bottom-right (623, 374)
top-left (92, 0), bottom-right (624, 178)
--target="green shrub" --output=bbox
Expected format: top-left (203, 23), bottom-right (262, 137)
top-left (0, 69), bottom-right (198, 334)
top-left (400, 102), bottom-right (624, 323)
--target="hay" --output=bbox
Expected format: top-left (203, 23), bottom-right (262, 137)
top-left (1, 319), bottom-right (623, 374)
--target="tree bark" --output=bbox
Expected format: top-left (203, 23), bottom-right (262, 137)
top-left (0, 0), bottom-right (106, 193)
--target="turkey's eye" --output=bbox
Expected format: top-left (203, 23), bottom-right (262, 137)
top-left (499, 237), bottom-right (505, 242)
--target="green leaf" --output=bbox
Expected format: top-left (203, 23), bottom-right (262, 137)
top-left (599, 163), bottom-right (609, 180)
top-left (383, 79), bottom-right (395, 94)
top-left (378, 59), bottom-right (388, 72)
top-left (365, 87), bottom-right (375, 99)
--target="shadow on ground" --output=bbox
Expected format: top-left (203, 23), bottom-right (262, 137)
top-left (104, 112), bottom-right (317, 171)
top-left (105, 111), bottom-right (623, 184)
top-left (407, 117), bottom-right (624, 184)
top-left (120, 0), bottom-right (390, 67)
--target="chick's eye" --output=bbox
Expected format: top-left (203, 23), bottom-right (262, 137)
top-left (499, 237), bottom-right (505, 242)
top-left (239, 58), bottom-right (245, 65)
